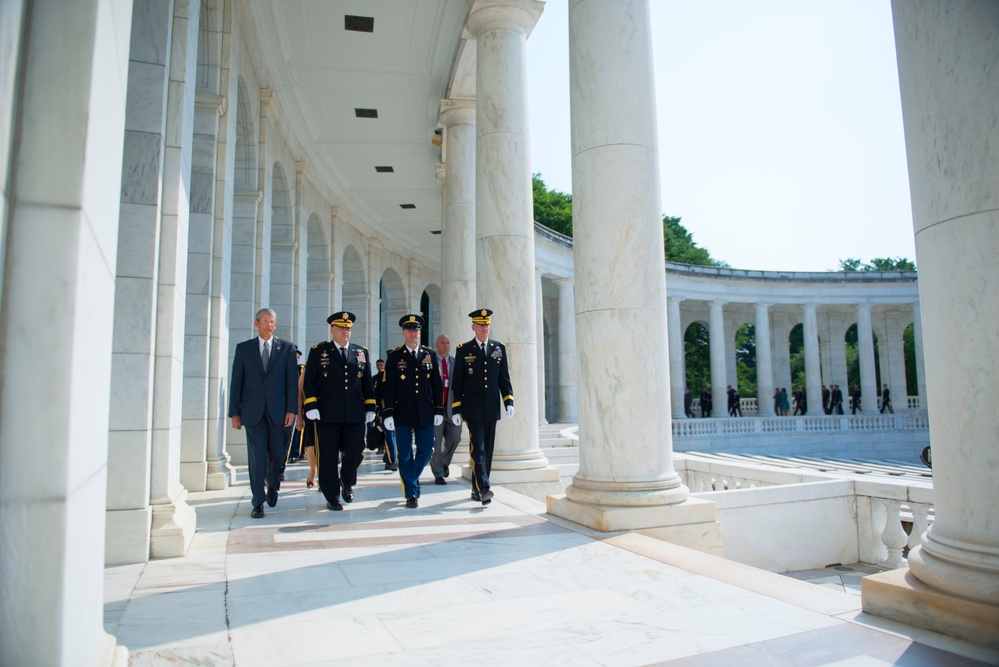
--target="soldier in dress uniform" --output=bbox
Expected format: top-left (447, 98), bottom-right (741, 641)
top-left (381, 314), bottom-right (444, 508)
top-left (302, 311), bottom-right (376, 511)
top-left (450, 309), bottom-right (514, 506)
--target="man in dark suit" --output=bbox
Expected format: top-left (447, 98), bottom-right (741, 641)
top-left (229, 308), bottom-right (299, 518)
top-left (303, 311), bottom-right (376, 511)
top-left (430, 333), bottom-right (463, 484)
top-left (880, 383), bottom-right (894, 413)
top-left (381, 314), bottom-right (444, 508)
top-left (451, 309), bottom-right (513, 506)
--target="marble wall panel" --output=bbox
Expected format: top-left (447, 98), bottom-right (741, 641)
top-left (106, 430), bottom-right (152, 509)
top-left (116, 202), bottom-right (158, 277)
top-left (108, 354), bottom-right (154, 431)
top-left (120, 130), bottom-right (163, 206)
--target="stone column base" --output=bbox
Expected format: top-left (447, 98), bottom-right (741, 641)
top-left (461, 465), bottom-right (562, 502)
top-left (861, 567), bottom-right (999, 649)
top-left (180, 461), bottom-right (208, 492)
top-left (105, 507), bottom-right (152, 565)
top-left (206, 454), bottom-right (235, 490)
top-left (547, 495), bottom-right (723, 554)
top-left (150, 490), bottom-right (197, 558)
top-left (99, 631), bottom-right (129, 666)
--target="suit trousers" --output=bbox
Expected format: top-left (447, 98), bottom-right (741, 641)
top-left (244, 414), bottom-right (287, 508)
top-left (395, 424), bottom-right (434, 499)
top-left (315, 422), bottom-right (365, 503)
top-left (465, 419), bottom-right (497, 494)
top-left (430, 420), bottom-right (462, 478)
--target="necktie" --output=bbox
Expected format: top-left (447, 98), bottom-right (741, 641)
top-left (340, 346), bottom-right (347, 363)
top-left (441, 356), bottom-right (449, 403)
top-left (262, 341), bottom-right (270, 371)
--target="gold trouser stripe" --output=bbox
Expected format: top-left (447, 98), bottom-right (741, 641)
top-left (304, 397), bottom-right (317, 405)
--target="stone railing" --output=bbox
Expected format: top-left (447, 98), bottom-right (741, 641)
top-left (673, 412), bottom-right (928, 437)
top-left (675, 453), bottom-right (933, 572)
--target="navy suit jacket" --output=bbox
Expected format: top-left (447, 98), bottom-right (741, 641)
top-left (228, 336), bottom-right (298, 426)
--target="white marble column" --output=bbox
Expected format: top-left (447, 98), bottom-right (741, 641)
top-left (708, 301), bottom-right (728, 417)
top-left (912, 300), bottom-right (927, 407)
top-left (856, 303), bottom-right (878, 414)
top-left (438, 100), bottom-right (476, 341)
top-left (755, 303), bottom-right (775, 416)
top-left (467, 0), bottom-right (557, 489)
top-left (827, 311), bottom-right (849, 390)
top-left (535, 269), bottom-right (548, 424)
top-left (0, 0), bottom-right (131, 662)
top-left (882, 310), bottom-right (907, 413)
top-left (549, 0), bottom-right (717, 545)
top-left (667, 297), bottom-right (686, 418)
top-left (803, 304), bottom-right (821, 415)
top-left (555, 278), bottom-right (578, 422)
top-left (771, 311), bottom-right (792, 392)
top-left (864, 1), bottom-right (999, 640)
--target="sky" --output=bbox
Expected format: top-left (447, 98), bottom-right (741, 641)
top-left (526, 1), bottom-right (917, 272)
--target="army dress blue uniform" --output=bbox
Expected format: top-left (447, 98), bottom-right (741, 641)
top-left (381, 315), bottom-right (444, 504)
top-left (303, 317), bottom-right (375, 507)
top-left (450, 311), bottom-right (513, 502)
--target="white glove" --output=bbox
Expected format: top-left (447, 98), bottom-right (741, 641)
top-left (365, 411), bottom-right (376, 423)
top-left (452, 414), bottom-right (462, 426)
top-left (434, 415), bottom-right (443, 426)
top-left (383, 416), bottom-right (395, 431)
top-left (506, 405), bottom-right (515, 418)
top-left (306, 409), bottom-right (320, 421)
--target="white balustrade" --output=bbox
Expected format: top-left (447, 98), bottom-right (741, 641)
top-left (878, 500), bottom-right (909, 569)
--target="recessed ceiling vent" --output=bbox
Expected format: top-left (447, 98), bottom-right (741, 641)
top-left (345, 15), bottom-right (374, 33)
top-left (354, 108), bottom-right (378, 118)
top-left (375, 166), bottom-right (394, 173)
top-left (400, 204), bottom-right (416, 209)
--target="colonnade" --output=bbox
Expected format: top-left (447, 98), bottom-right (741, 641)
top-left (0, 0), bottom-right (995, 663)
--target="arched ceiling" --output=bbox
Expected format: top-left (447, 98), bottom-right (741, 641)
top-left (241, 0), bottom-right (475, 260)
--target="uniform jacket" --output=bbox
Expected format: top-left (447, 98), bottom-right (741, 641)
top-left (302, 341), bottom-right (375, 424)
top-left (381, 345), bottom-right (444, 427)
top-left (228, 336), bottom-right (298, 425)
top-left (451, 338), bottom-right (514, 422)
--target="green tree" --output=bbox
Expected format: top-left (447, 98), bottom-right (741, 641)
top-left (839, 257), bottom-right (916, 272)
top-left (735, 323), bottom-right (757, 398)
top-left (532, 173), bottom-right (573, 236)
top-left (663, 215), bottom-right (728, 266)
top-left (683, 322), bottom-right (711, 395)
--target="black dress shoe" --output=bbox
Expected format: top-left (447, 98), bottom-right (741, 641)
top-left (342, 486), bottom-right (353, 503)
top-left (250, 505), bottom-right (264, 518)
top-left (406, 497), bottom-right (418, 508)
top-left (434, 476), bottom-right (446, 485)
top-left (327, 501), bottom-right (343, 511)
top-left (385, 462), bottom-right (398, 471)
top-left (471, 491), bottom-right (480, 502)
top-left (266, 487), bottom-right (278, 507)
top-left (481, 489), bottom-right (494, 506)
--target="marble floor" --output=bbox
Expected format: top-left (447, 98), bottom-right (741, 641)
top-left (104, 458), bottom-right (999, 666)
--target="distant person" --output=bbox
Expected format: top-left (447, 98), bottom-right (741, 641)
top-left (700, 388), bottom-right (711, 418)
top-left (851, 384), bottom-right (862, 414)
top-left (683, 387), bottom-right (695, 418)
top-left (831, 384), bottom-right (844, 414)
top-left (822, 384), bottom-right (831, 414)
top-left (880, 383), bottom-right (894, 414)
top-left (780, 388), bottom-right (790, 416)
top-left (727, 385), bottom-right (742, 417)
top-left (773, 388), bottom-right (782, 416)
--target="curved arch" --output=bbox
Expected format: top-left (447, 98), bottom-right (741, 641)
top-left (421, 282), bottom-right (442, 343)
top-left (229, 77), bottom-right (260, 343)
top-left (269, 162), bottom-right (295, 338)
top-left (306, 213), bottom-right (332, 346)
top-left (342, 245), bottom-right (368, 345)
top-left (683, 321), bottom-right (710, 409)
top-left (378, 268), bottom-right (407, 357)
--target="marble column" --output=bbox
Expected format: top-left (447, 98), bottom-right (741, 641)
top-left (667, 297), bottom-right (686, 418)
top-left (467, 0), bottom-right (558, 491)
top-left (535, 269), bottom-right (548, 424)
top-left (912, 301), bottom-right (927, 407)
top-left (827, 311), bottom-right (849, 391)
top-left (803, 304), bottom-right (822, 415)
top-left (549, 0), bottom-right (717, 546)
top-left (438, 100), bottom-right (476, 343)
top-left (856, 303), bottom-right (878, 414)
top-left (755, 304), bottom-right (775, 416)
top-left (0, 0), bottom-right (131, 663)
top-left (882, 310), bottom-right (907, 413)
top-left (863, 2), bottom-right (999, 640)
top-left (708, 301), bottom-right (728, 417)
top-left (556, 278), bottom-right (578, 422)
top-left (771, 311), bottom-right (792, 395)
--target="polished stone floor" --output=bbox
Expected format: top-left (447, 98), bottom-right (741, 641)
top-left (104, 458), bottom-right (999, 666)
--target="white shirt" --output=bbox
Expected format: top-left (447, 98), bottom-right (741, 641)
top-left (258, 336), bottom-right (274, 355)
